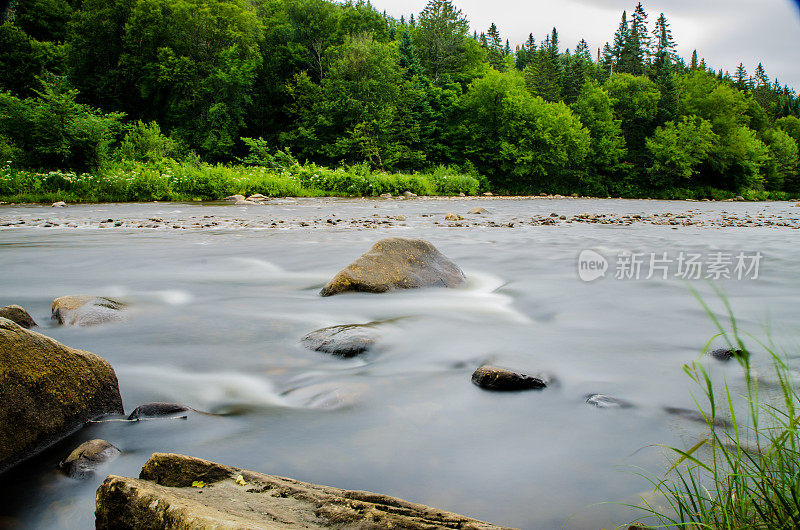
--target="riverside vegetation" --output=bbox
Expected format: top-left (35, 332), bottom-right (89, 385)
top-left (1, 0), bottom-right (800, 202)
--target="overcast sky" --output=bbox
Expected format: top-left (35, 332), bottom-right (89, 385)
top-left (372, 0), bottom-right (800, 90)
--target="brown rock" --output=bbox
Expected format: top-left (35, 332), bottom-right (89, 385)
top-left (0, 318), bottom-right (123, 474)
top-left (320, 238), bottom-right (465, 297)
top-left (0, 305), bottom-right (37, 329)
top-left (95, 453), bottom-right (513, 529)
top-left (471, 365), bottom-right (547, 391)
top-left (59, 439), bottom-right (120, 478)
top-left (52, 296), bottom-right (126, 327)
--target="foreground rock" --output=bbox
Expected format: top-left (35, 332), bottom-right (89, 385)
top-left (52, 295), bottom-right (126, 326)
top-left (128, 402), bottom-right (190, 421)
top-left (96, 453), bottom-right (512, 529)
top-left (59, 439), bottom-right (120, 479)
top-left (0, 305), bottom-right (37, 328)
top-left (320, 237), bottom-right (466, 296)
top-left (0, 318), bottom-right (123, 474)
top-left (471, 365), bottom-right (547, 391)
top-left (301, 323), bottom-right (380, 357)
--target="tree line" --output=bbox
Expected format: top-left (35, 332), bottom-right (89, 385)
top-left (1, 0), bottom-right (799, 198)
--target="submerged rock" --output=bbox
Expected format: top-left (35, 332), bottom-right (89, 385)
top-left (246, 193), bottom-right (268, 202)
top-left (0, 305), bottom-right (37, 328)
top-left (471, 365), bottom-right (547, 391)
top-left (709, 347), bottom-right (744, 362)
top-left (95, 453), bottom-right (512, 529)
top-left (664, 407), bottom-right (731, 428)
top-left (51, 295), bottom-right (126, 327)
top-left (585, 394), bottom-right (632, 409)
top-left (320, 237), bottom-right (466, 296)
top-left (468, 207), bottom-right (488, 214)
top-left (59, 439), bottom-right (120, 479)
top-left (223, 194), bottom-right (245, 202)
top-left (128, 402), bottom-right (190, 421)
top-left (0, 318), bottom-right (123, 474)
top-left (444, 212), bottom-right (462, 221)
top-left (301, 323), bottom-right (380, 357)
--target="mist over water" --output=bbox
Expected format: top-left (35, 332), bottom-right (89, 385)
top-left (1, 198), bottom-right (798, 529)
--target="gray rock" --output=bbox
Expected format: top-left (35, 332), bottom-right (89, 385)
top-left (0, 305), bottom-right (37, 329)
top-left (468, 207), bottom-right (488, 214)
top-left (59, 439), bottom-right (120, 479)
top-left (709, 347), bottom-right (744, 362)
top-left (402, 191), bottom-right (417, 198)
top-left (0, 318), bottom-right (123, 474)
top-left (95, 453), bottom-right (513, 529)
top-left (585, 394), bottom-right (632, 409)
top-left (320, 237), bottom-right (466, 296)
top-left (128, 402), bottom-right (190, 421)
top-left (301, 323), bottom-right (380, 358)
top-left (471, 365), bottom-right (547, 391)
top-left (223, 194), bottom-right (245, 202)
top-left (51, 201), bottom-right (67, 207)
top-left (246, 194), bottom-right (268, 202)
top-left (51, 296), bottom-right (126, 327)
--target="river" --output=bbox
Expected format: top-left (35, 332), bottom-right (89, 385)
top-left (1, 197), bottom-right (798, 529)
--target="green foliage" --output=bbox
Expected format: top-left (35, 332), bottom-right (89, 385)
top-left (761, 128), bottom-right (800, 191)
top-left (414, 0), bottom-right (470, 81)
top-left (239, 137), bottom-right (299, 170)
top-left (117, 121), bottom-right (181, 163)
top-left (459, 70), bottom-right (590, 192)
top-left (0, 76), bottom-right (125, 171)
top-left (646, 116), bottom-right (717, 187)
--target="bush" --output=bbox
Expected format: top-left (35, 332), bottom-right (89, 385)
top-left (117, 121), bottom-right (181, 163)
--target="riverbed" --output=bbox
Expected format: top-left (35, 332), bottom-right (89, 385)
top-left (1, 197), bottom-right (799, 529)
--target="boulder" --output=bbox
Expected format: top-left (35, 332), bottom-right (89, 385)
top-left (444, 212), bottom-right (462, 221)
top-left (585, 394), bottom-right (632, 409)
top-left (223, 195), bottom-right (245, 202)
top-left (95, 453), bottom-right (512, 530)
top-left (301, 323), bottom-right (380, 358)
top-left (52, 296), bottom-right (126, 327)
top-left (468, 207), bottom-right (488, 215)
top-left (379, 193), bottom-right (392, 199)
top-left (59, 439), bottom-right (120, 479)
top-left (128, 403), bottom-right (190, 421)
top-left (482, 192), bottom-right (493, 197)
top-left (402, 191), bottom-right (417, 198)
top-left (0, 305), bottom-right (37, 329)
top-left (51, 201), bottom-right (67, 207)
top-left (246, 194), bottom-right (268, 202)
top-left (320, 238), bottom-right (465, 297)
top-left (234, 199), bottom-right (257, 205)
top-left (471, 365), bottom-right (547, 391)
top-left (0, 318), bottom-right (123, 474)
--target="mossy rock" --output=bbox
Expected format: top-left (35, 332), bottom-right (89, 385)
top-left (96, 453), bottom-right (515, 529)
top-left (0, 318), bottom-right (123, 474)
top-left (471, 365), bottom-right (547, 391)
top-left (59, 439), bottom-right (121, 479)
top-left (320, 238), bottom-right (465, 297)
top-left (0, 305), bottom-right (37, 329)
top-left (52, 296), bottom-right (126, 327)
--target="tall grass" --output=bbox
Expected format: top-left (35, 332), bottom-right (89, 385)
top-left (630, 289), bottom-right (800, 529)
top-left (0, 160), bottom-right (482, 203)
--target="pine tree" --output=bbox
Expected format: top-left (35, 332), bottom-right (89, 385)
top-left (611, 11), bottom-right (629, 69)
top-left (754, 63), bottom-right (769, 88)
top-left (486, 23), bottom-right (504, 70)
top-left (524, 32), bottom-right (562, 102)
top-left (504, 39), bottom-right (511, 57)
top-left (601, 42), bottom-right (614, 74)
top-left (575, 39), bottom-right (591, 61)
top-left (398, 29), bottom-right (422, 78)
top-left (734, 63), bottom-right (748, 90)
top-left (652, 14), bottom-right (677, 66)
top-left (631, 3), bottom-right (651, 62)
top-left (690, 50), bottom-right (698, 70)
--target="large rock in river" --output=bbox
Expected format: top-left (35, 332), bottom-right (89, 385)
top-left (52, 295), bottom-right (126, 326)
top-left (320, 237), bottom-right (465, 296)
top-left (96, 453), bottom-right (513, 529)
top-left (0, 318), bottom-right (123, 474)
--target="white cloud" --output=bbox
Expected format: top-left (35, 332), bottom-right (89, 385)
top-left (372, 0), bottom-right (800, 89)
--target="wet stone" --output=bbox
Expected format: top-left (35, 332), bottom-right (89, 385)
top-left (301, 323), bottom-right (380, 358)
top-left (471, 365), bottom-right (547, 391)
top-left (128, 402), bottom-right (190, 420)
top-left (59, 439), bottom-right (120, 479)
top-left (585, 394), bottom-right (632, 409)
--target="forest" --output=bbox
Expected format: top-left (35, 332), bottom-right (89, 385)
top-left (1, 0), bottom-right (800, 201)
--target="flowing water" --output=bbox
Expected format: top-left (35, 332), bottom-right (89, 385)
top-left (1, 198), bottom-right (799, 529)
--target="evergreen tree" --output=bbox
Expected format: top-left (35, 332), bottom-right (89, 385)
top-left (690, 50), bottom-right (698, 70)
top-left (734, 63), bottom-right (748, 90)
top-left (754, 63), bottom-right (769, 88)
top-left (611, 11), bottom-right (629, 70)
top-left (414, 0), bottom-right (469, 81)
top-left (631, 3), bottom-right (651, 62)
top-left (398, 29), bottom-right (422, 77)
top-left (486, 22), bottom-right (504, 70)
